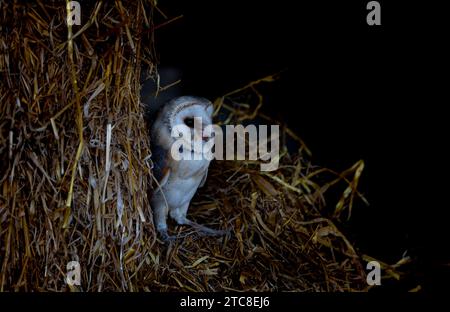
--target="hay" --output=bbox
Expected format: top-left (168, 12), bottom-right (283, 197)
top-left (1, 0), bottom-right (155, 291)
top-left (0, 1), bottom-right (395, 292)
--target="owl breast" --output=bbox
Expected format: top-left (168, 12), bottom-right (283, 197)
top-left (174, 157), bottom-right (209, 179)
top-left (163, 157), bottom-right (210, 208)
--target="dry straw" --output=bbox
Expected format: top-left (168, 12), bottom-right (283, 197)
top-left (0, 1), bottom-right (406, 291)
top-left (1, 0), bottom-right (155, 291)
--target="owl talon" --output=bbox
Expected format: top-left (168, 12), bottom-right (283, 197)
top-left (184, 219), bottom-right (229, 237)
top-left (200, 229), bottom-right (229, 237)
top-left (159, 229), bottom-right (176, 242)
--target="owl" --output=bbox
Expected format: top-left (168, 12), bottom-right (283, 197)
top-left (150, 96), bottom-right (225, 241)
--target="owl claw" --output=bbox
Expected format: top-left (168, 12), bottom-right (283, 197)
top-left (159, 229), bottom-right (176, 242)
top-left (158, 221), bottom-right (229, 241)
top-left (201, 227), bottom-right (229, 237)
top-left (184, 219), bottom-right (229, 237)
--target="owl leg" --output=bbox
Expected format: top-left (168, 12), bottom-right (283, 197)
top-left (171, 203), bottom-right (227, 237)
top-left (152, 194), bottom-right (176, 241)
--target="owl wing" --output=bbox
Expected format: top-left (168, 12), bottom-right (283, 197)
top-left (151, 143), bottom-right (171, 188)
top-left (199, 167), bottom-right (208, 188)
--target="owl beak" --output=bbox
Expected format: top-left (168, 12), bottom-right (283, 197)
top-left (201, 128), bottom-right (214, 142)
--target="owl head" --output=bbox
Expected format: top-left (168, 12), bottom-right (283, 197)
top-left (152, 96), bottom-right (214, 154)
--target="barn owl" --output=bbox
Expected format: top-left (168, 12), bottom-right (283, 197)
top-left (150, 96), bottom-right (225, 241)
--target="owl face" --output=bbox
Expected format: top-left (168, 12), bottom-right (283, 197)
top-left (156, 96), bottom-right (214, 154)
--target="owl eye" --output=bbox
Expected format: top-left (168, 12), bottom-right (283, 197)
top-left (184, 117), bottom-right (195, 128)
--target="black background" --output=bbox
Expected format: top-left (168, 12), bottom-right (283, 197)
top-left (152, 0), bottom-right (448, 292)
